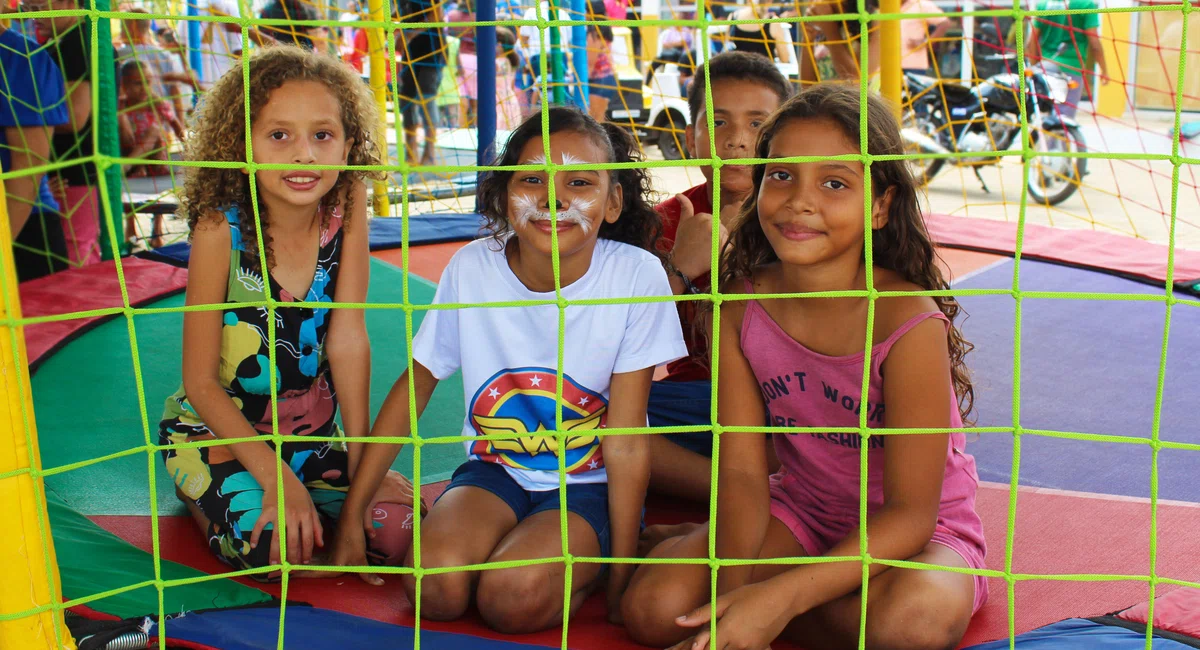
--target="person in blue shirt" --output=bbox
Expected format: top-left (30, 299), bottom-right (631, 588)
top-left (0, 21), bottom-right (70, 281)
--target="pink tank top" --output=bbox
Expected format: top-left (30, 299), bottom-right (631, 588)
top-left (739, 281), bottom-right (986, 551)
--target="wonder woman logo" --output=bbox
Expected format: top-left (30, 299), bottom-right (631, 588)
top-left (468, 367), bottom-right (607, 474)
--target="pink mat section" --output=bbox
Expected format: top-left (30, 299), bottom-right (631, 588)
top-left (89, 482), bottom-right (1200, 650)
top-left (18, 258), bottom-right (188, 368)
top-left (1117, 587), bottom-right (1200, 640)
top-left (925, 213), bottom-right (1200, 286)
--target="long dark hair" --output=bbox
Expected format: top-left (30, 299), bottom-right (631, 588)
top-left (475, 106), bottom-right (663, 254)
top-left (720, 84), bottom-right (975, 421)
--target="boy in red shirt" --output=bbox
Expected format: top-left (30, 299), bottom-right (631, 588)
top-left (649, 52), bottom-right (791, 502)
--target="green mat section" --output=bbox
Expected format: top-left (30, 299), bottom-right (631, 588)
top-left (33, 258), bottom-right (465, 516)
top-left (47, 491), bottom-right (273, 618)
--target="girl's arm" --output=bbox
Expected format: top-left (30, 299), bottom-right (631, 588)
top-left (602, 365), bottom-right (655, 622)
top-left (713, 300), bottom-right (773, 596)
top-left (183, 215), bottom-right (323, 564)
top-left (326, 182), bottom-right (371, 476)
top-left (117, 113), bottom-right (135, 151)
top-left (332, 361), bottom-right (440, 583)
top-left (676, 313), bottom-right (954, 649)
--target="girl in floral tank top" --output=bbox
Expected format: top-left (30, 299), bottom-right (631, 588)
top-left (158, 48), bottom-right (418, 578)
top-left (621, 85), bottom-right (988, 650)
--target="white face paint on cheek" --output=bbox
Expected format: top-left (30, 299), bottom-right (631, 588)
top-left (510, 193), bottom-right (540, 229)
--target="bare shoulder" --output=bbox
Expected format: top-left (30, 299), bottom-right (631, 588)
top-left (872, 267), bottom-right (941, 339)
top-left (189, 210), bottom-right (232, 245)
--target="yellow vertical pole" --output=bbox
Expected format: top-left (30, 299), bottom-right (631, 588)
top-left (366, 0), bottom-right (393, 216)
top-left (0, 185), bottom-right (75, 650)
top-left (1096, 11), bottom-right (1130, 118)
top-left (879, 0), bottom-right (902, 118)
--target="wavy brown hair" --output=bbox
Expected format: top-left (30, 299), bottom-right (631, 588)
top-left (476, 106), bottom-right (663, 254)
top-left (720, 84), bottom-right (976, 422)
top-left (180, 46), bottom-right (385, 270)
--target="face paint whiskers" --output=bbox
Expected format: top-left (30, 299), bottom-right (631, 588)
top-left (511, 194), bottom-right (598, 235)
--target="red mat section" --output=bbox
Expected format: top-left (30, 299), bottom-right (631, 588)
top-left (925, 213), bottom-right (1200, 288)
top-left (90, 482), bottom-right (1200, 650)
top-left (18, 258), bottom-right (188, 369)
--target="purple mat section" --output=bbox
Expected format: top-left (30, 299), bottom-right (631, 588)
top-left (955, 260), bottom-right (1197, 502)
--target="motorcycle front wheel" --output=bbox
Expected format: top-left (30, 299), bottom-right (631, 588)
top-left (1027, 124), bottom-right (1087, 206)
top-left (902, 107), bottom-right (947, 186)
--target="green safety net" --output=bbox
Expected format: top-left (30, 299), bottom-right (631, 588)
top-left (1, 0), bottom-right (1199, 648)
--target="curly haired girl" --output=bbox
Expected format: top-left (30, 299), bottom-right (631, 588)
top-left (623, 84), bottom-right (987, 650)
top-left (333, 107), bottom-right (687, 633)
top-left (158, 46), bottom-right (415, 578)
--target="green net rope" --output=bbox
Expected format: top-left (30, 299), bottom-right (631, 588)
top-left (2, 1), bottom-right (1200, 648)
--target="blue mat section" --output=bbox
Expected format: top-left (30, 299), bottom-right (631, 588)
top-left (139, 214), bottom-right (484, 266)
top-left (965, 618), bottom-right (1193, 649)
top-left (150, 605), bottom-right (553, 650)
top-left (368, 213), bottom-right (484, 251)
top-left (956, 260), bottom-right (1198, 502)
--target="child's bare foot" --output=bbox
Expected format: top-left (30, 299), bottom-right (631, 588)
top-left (638, 522), bottom-right (702, 556)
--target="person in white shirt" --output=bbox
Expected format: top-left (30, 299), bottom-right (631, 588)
top-left (333, 107), bottom-right (686, 634)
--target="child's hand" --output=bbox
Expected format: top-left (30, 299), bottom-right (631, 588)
top-left (331, 523), bottom-right (384, 586)
top-left (251, 470), bottom-right (324, 567)
top-left (670, 579), bottom-right (790, 650)
top-left (605, 564), bottom-right (634, 625)
top-left (670, 193), bottom-right (730, 281)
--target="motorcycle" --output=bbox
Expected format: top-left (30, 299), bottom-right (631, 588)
top-left (901, 54), bottom-right (1088, 206)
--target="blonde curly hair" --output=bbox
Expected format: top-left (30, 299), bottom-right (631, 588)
top-left (180, 45), bottom-right (386, 270)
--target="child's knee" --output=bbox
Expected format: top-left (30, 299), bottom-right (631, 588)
top-left (865, 591), bottom-right (969, 650)
top-left (475, 567), bottom-right (561, 634)
top-left (620, 568), bottom-right (703, 647)
top-left (401, 545), bottom-right (477, 621)
top-left (403, 571), bottom-right (473, 622)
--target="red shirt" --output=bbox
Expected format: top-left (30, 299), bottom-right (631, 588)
top-left (654, 182), bottom-right (714, 383)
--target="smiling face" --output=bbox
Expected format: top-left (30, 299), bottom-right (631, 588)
top-left (756, 117), bottom-right (891, 267)
top-left (686, 78), bottom-right (783, 205)
top-left (249, 80), bottom-right (351, 218)
top-left (505, 129), bottom-right (622, 259)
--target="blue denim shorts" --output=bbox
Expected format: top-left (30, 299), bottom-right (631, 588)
top-left (648, 380), bottom-right (713, 458)
top-left (439, 460), bottom-right (611, 556)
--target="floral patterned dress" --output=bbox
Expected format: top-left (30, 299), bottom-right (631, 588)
top-left (158, 205), bottom-right (352, 575)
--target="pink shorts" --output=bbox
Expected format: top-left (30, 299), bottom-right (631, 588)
top-left (769, 479), bottom-right (989, 615)
top-left (60, 186), bottom-right (102, 267)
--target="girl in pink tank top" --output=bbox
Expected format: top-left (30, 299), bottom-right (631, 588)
top-left (619, 85), bottom-right (988, 650)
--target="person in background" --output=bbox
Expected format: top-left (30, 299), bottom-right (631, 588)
top-left (117, 10), bottom-right (197, 124)
top-left (0, 18), bottom-right (69, 281)
top-left (259, 0), bottom-right (319, 49)
top-left (156, 27), bottom-right (197, 116)
top-left (30, 0), bottom-right (114, 269)
top-left (494, 26), bottom-right (523, 129)
top-left (900, 0), bottom-right (954, 75)
top-left (193, 0), bottom-right (275, 87)
top-left (447, 0), bottom-right (477, 123)
top-left (436, 33), bottom-right (462, 128)
top-left (1029, 0), bottom-right (1109, 118)
top-left (728, 0), bottom-right (792, 64)
top-left (397, 0), bottom-right (447, 165)
top-left (339, 0), bottom-right (360, 56)
top-left (117, 60), bottom-right (186, 248)
top-left (586, 24), bottom-right (617, 121)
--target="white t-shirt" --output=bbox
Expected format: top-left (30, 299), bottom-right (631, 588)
top-left (520, 2), bottom-right (574, 56)
top-left (199, 0), bottom-right (243, 86)
top-left (412, 237), bottom-right (687, 491)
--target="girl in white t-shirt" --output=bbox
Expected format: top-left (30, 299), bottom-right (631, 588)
top-left (333, 107), bottom-right (687, 634)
